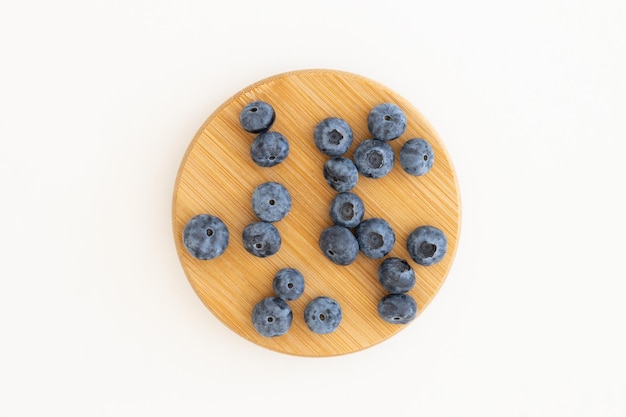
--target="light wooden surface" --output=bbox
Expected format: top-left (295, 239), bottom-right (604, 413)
top-left (172, 69), bottom-right (461, 357)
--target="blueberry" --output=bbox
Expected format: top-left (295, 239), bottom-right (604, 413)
top-left (319, 225), bottom-right (359, 266)
top-left (252, 182), bottom-right (292, 222)
top-left (240, 100), bottom-right (275, 133)
top-left (242, 221), bottom-right (281, 258)
top-left (304, 296), bottom-right (342, 334)
top-left (329, 192), bottom-right (365, 228)
top-left (252, 297), bottom-right (293, 337)
top-left (355, 218), bottom-right (395, 259)
top-left (377, 258), bottom-right (415, 294)
top-left (377, 293), bottom-right (417, 324)
top-left (400, 138), bottom-right (434, 176)
top-left (250, 131), bottom-right (289, 167)
top-left (367, 102), bottom-right (407, 141)
top-left (182, 214), bottom-right (229, 260)
top-left (314, 117), bottom-right (354, 156)
top-left (353, 139), bottom-right (394, 179)
top-left (272, 268), bottom-right (305, 301)
top-left (406, 225), bottom-right (447, 266)
top-left (323, 157), bottom-right (358, 192)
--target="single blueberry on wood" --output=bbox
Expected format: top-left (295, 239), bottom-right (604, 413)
top-left (272, 268), bottom-right (305, 301)
top-left (323, 157), bottom-right (358, 192)
top-left (329, 192), bottom-right (365, 228)
top-left (355, 218), bottom-right (395, 259)
top-left (406, 225), bottom-right (447, 266)
top-left (240, 100), bottom-right (275, 133)
top-left (367, 102), bottom-right (407, 141)
top-left (353, 139), bottom-right (394, 179)
top-left (400, 138), bottom-right (434, 176)
top-left (250, 131), bottom-right (289, 167)
top-left (377, 257), bottom-right (416, 294)
top-left (377, 293), bottom-right (417, 324)
top-left (182, 214), bottom-right (229, 260)
top-left (314, 117), bottom-right (354, 156)
top-left (252, 181), bottom-right (292, 222)
top-left (252, 297), bottom-right (293, 337)
top-left (304, 296), bottom-right (342, 334)
top-left (319, 225), bottom-right (359, 266)
top-left (242, 221), bottom-right (281, 258)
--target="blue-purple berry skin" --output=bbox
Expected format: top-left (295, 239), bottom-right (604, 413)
top-left (272, 268), bottom-right (305, 301)
top-left (407, 225), bottom-right (447, 266)
top-left (400, 138), bottom-right (434, 176)
top-left (250, 131), bottom-right (289, 167)
top-left (355, 218), bottom-right (395, 259)
top-left (252, 182), bottom-right (292, 222)
top-left (319, 225), bottom-right (359, 266)
top-left (377, 258), bottom-right (415, 294)
top-left (252, 297), bottom-right (293, 337)
top-left (304, 296), bottom-right (342, 334)
top-left (329, 192), bottom-right (365, 228)
top-left (182, 214), bottom-right (229, 260)
top-left (353, 139), bottom-right (394, 179)
top-left (242, 221), bottom-right (281, 258)
top-left (314, 117), bottom-right (354, 156)
top-left (323, 157), bottom-right (358, 192)
top-left (377, 293), bottom-right (417, 324)
top-left (240, 101), bottom-right (275, 133)
top-left (367, 103), bottom-right (407, 141)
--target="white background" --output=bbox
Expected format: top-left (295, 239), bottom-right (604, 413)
top-left (1, 0), bottom-right (625, 415)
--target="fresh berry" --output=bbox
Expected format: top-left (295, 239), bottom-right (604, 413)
top-left (240, 100), bottom-right (275, 133)
top-left (304, 296), bottom-right (342, 334)
top-left (377, 258), bottom-right (415, 294)
top-left (353, 139), bottom-right (394, 179)
top-left (406, 225), bottom-right (447, 266)
top-left (319, 225), bottom-right (359, 266)
top-left (400, 138), bottom-right (434, 176)
top-left (242, 221), bottom-right (281, 257)
top-left (314, 117), bottom-right (354, 156)
top-left (272, 268), bottom-right (305, 301)
top-left (377, 293), bottom-right (417, 324)
top-left (250, 131), bottom-right (289, 167)
top-left (367, 103), bottom-right (407, 141)
top-left (252, 297), bottom-right (293, 337)
top-left (323, 157), bottom-right (358, 192)
top-left (329, 192), bottom-right (365, 228)
top-left (252, 182), bottom-right (292, 222)
top-left (182, 214), bottom-right (229, 260)
top-left (355, 218), bottom-right (395, 259)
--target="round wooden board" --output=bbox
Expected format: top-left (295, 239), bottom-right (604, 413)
top-left (172, 69), bottom-right (461, 357)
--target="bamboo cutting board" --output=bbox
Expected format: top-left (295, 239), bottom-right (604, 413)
top-left (172, 69), bottom-right (461, 357)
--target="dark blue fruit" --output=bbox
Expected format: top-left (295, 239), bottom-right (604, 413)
top-left (304, 296), bottom-right (342, 334)
top-left (323, 157), bottom-right (358, 192)
top-left (182, 214), bottom-right (229, 260)
top-left (250, 131), bottom-right (289, 167)
top-left (319, 225), bottom-right (359, 266)
top-left (367, 102), bottom-right (407, 141)
top-left (272, 268), bottom-right (305, 301)
top-left (252, 182), bottom-right (292, 222)
top-left (329, 192), bottom-right (365, 228)
top-left (406, 225), bottom-right (447, 266)
top-left (240, 100), bottom-right (275, 133)
top-left (377, 258), bottom-right (415, 294)
top-left (252, 297), bottom-right (292, 337)
top-left (353, 139), bottom-right (394, 179)
top-left (355, 218), bottom-right (395, 259)
top-left (242, 221), bottom-right (281, 258)
top-left (377, 293), bottom-right (417, 324)
top-left (314, 117), bottom-right (354, 156)
top-left (400, 138), bottom-right (434, 176)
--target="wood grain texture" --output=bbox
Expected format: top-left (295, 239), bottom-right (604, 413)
top-left (172, 69), bottom-right (461, 357)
